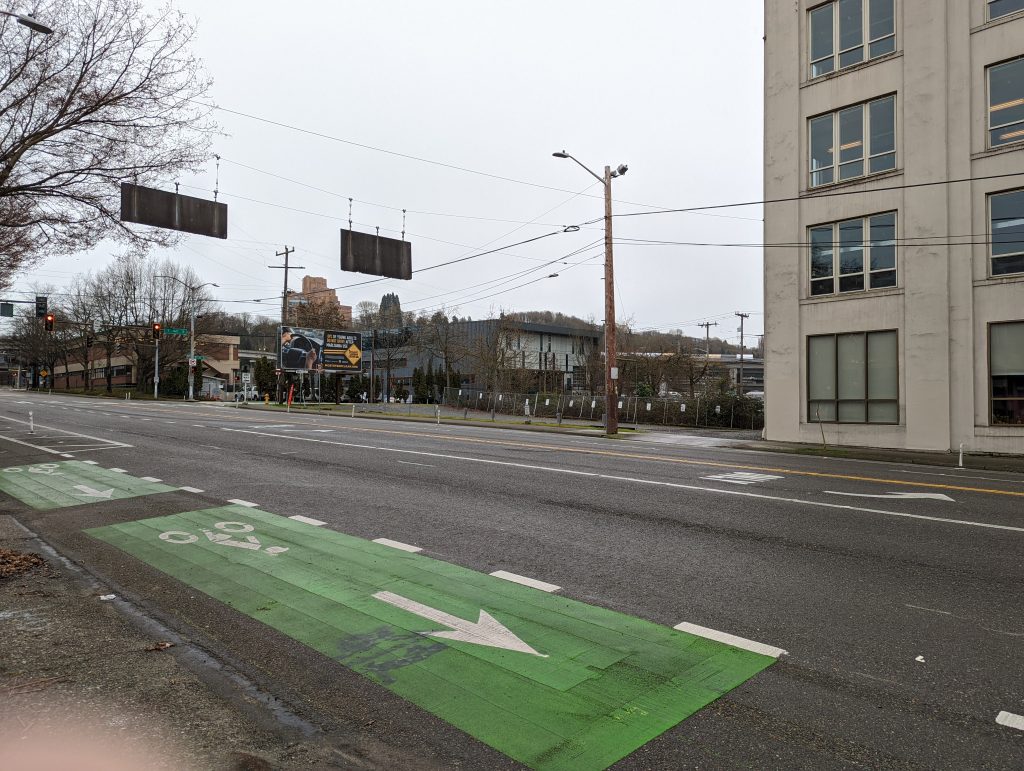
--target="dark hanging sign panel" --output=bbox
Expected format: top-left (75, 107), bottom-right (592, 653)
top-left (120, 182), bottom-right (228, 239)
top-left (340, 229), bottom-right (412, 280)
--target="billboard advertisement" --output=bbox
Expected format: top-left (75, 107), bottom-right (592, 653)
top-left (322, 330), bottom-right (363, 373)
top-left (279, 327), bottom-right (362, 373)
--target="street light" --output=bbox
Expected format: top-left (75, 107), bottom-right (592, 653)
top-left (156, 275), bottom-right (218, 401)
top-left (1, 10), bottom-right (53, 34)
top-left (552, 150), bottom-right (628, 436)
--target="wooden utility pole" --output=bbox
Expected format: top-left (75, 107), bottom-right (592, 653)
top-left (697, 321), bottom-right (718, 356)
top-left (735, 312), bottom-right (750, 395)
top-left (269, 247), bottom-right (304, 326)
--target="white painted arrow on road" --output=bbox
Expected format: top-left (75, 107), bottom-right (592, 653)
top-left (73, 484), bottom-right (114, 499)
top-left (373, 590), bottom-right (547, 657)
top-left (824, 491), bottom-right (955, 502)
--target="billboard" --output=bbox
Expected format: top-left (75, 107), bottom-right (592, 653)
top-left (340, 228), bottom-right (412, 280)
top-left (279, 327), bottom-right (362, 373)
top-left (322, 330), bottom-right (363, 373)
top-left (120, 182), bottom-right (228, 239)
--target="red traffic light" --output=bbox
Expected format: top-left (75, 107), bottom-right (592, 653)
top-left (152, 322), bottom-right (162, 339)
top-left (44, 313), bottom-right (55, 332)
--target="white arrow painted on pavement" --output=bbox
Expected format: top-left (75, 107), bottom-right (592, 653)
top-left (824, 491), bottom-right (955, 502)
top-left (73, 484), bottom-right (114, 499)
top-left (373, 590), bottom-right (547, 657)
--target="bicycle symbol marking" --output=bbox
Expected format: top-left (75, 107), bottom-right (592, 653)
top-left (158, 521), bottom-right (289, 556)
top-left (3, 463), bottom-right (64, 477)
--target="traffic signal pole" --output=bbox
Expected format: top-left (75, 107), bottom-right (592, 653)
top-left (154, 335), bottom-right (160, 400)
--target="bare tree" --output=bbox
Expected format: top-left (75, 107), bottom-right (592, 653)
top-left (0, 0), bottom-right (216, 287)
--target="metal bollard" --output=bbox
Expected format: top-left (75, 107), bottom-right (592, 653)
top-left (28, 411), bottom-right (34, 435)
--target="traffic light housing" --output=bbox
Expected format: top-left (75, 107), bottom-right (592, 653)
top-left (35, 295), bottom-right (47, 318)
top-left (152, 322), bottom-right (162, 339)
top-left (44, 313), bottom-right (55, 332)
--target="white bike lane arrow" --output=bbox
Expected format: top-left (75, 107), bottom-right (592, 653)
top-left (373, 590), bottom-right (547, 657)
top-left (824, 491), bottom-right (955, 502)
top-left (73, 484), bottom-right (114, 499)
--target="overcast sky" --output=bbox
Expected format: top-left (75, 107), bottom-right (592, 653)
top-left (11, 0), bottom-right (765, 345)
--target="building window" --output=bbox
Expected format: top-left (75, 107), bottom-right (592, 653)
top-left (988, 57), bottom-right (1024, 148)
top-left (809, 0), bottom-right (895, 78)
top-left (808, 330), bottom-right (898, 423)
top-left (809, 212), bottom-right (897, 295)
top-left (991, 321), bottom-right (1024, 424)
top-left (990, 189), bottom-right (1024, 275)
top-left (809, 95), bottom-right (896, 187)
top-left (989, 0), bottom-right (1024, 21)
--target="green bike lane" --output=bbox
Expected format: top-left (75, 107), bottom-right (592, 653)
top-left (86, 505), bottom-right (775, 770)
top-left (0, 456), bottom-right (777, 769)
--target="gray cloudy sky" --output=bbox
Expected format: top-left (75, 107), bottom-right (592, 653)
top-left (13, 0), bottom-right (765, 344)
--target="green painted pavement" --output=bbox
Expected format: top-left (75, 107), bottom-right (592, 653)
top-left (0, 461), bottom-right (174, 510)
top-left (87, 506), bottom-right (775, 770)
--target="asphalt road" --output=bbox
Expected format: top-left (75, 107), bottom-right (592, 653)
top-left (0, 390), bottom-right (1021, 769)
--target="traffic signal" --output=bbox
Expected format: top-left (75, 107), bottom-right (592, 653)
top-left (44, 313), bottom-right (55, 332)
top-left (35, 295), bottom-right (47, 318)
top-left (152, 322), bottom-right (162, 339)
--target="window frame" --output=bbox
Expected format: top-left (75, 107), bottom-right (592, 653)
top-left (808, 211), bottom-right (899, 296)
top-left (987, 56), bottom-right (1024, 149)
top-left (987, 0), bottom-right (1024, 22)
top-left (808, 94), bottom-right (897, 188)
top-left (987, 187), bottom-right (1024, 277)
top-left (807, 329), bottom-right (900, 425)
top-left (988, 320), bottom-right (1024, 425)
top-left (807, 0), bottom-right (897, 79)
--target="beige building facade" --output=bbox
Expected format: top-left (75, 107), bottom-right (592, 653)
top-left (764, 0), bottom-right (1024, 453)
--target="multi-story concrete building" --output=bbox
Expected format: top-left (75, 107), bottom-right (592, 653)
top-left (764, 0), bottom-right (1024, 453)
top-left (287, 276), bottom-right (353, 325)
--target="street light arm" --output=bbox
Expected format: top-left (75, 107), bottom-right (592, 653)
top-left (1, 10), bottom-right (53, 34)
top-left (552, 151), bottom-right (606, 186)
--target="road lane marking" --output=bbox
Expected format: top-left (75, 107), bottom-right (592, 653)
top-left (289, 515), bottom-right (326, 527)
top-left (89, 507), bottom-right (776, 769)
top-left (227, 499), bottom-right (258, 508)
top-left (220, 428), bottom-right (1024, 534)
top-left (490, 570), bottom-right (561, 593)
top-left (996, 711), bottom-right (1024, 731)
top-left (826, 491), bottom-right (956, 502)
top-left (373, 537), bottom-right (422, 552)
top-left (110, 468), bottom-right (127, 473)
top-left (673, 622), bottom-right (787, 659)
top-left (141, 476), bottom-right (162, 483)
top-left (180, 487), bottom-right (204, 494)
top-left (398, 460), bottom-right (434, 467)
top-left (82, 460), bottom-right (99, 465)
top-left (249, 420), bottom-right (1024, 499)
top-left (374, 590), bottom-right (547, 656)
top-left (702, 472), bottom-right (784, 485)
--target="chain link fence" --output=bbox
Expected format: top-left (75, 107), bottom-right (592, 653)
top-left (442, 388), bottom-right (764, 430)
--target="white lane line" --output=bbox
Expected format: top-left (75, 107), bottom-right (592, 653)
top-left (996, 711), bottom-right (1024, 731)
top-left (373, 538), bottom-right (422, 553)
top-left (398, 460), bottom-right (435, 467)
top-left (193, 424), bottom-right (205, 428)
top-left (110, 468), bottom-right (128, 473)
top-left (220, 427), bottom-right (1024, 535)
top-left (140, 476), bottom-right (161, 483)
top-left (60, 454), bottom-right (74, 458)
top-left (82, 460), bottom-right (99, 465)
top-left (289, 515), bottom-right (327, 527)
top-left (179, 486), bottom-right (204, 494)
top-left (674, 622), bottom-right (788, 658)
top-left (227, 499), bottom-right (258, 508)
top-left (490, 570), bottom-right (561, 593)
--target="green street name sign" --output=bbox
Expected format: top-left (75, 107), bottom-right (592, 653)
top-left (88, 507), bottom-right (774, 769)
top-left (163, 327), bottom-right (189, 336)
